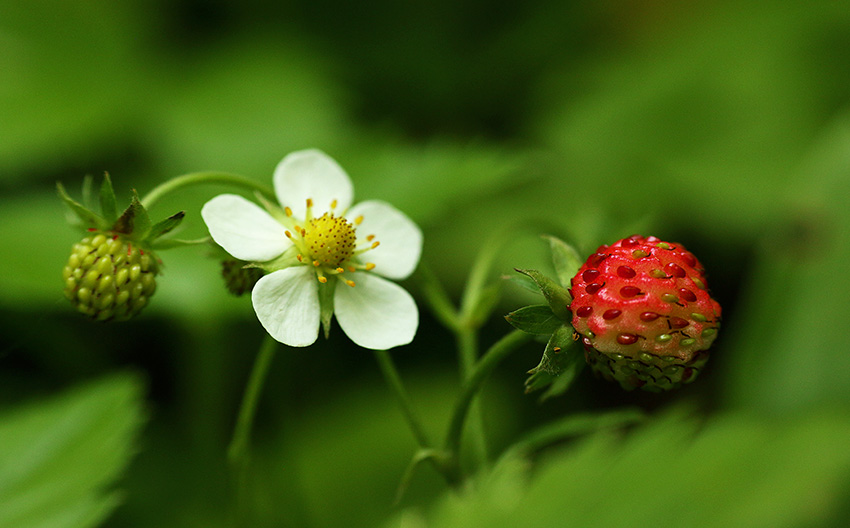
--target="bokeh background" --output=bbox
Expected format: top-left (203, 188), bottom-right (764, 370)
top-left (2, 1), bottom-right (850, 527)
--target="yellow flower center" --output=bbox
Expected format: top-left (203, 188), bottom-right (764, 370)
top-left (302, 213), bottom-right (356, 267)
top-left (283, 198), bottom-right (379, 286)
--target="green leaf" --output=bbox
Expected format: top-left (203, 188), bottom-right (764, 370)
top-left (513, 268), bottom-right (571, 321)
top-left (524, 325), bottom-right (585, 400)
top-left (542, 234), bottom-right (583, 287)
top-left (57, 182), bottom-right (103, 227)
top-left (504, 304), bottom-right (561, 335)
top-left (98, 172), bottom-right (118, 224)
top-left (423, 407), bottom-right (850, 528)
top-left (147, 211), bottom-right (186, 241)
top-left (113, 191), bottom-right (151, 238)
top-left (0, 373), bottom-right (146, 528)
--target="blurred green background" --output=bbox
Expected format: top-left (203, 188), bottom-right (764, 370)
top-left (2, 1), bottom-right (850, 526)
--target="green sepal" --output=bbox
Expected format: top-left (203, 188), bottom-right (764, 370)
top-left (505, 304), bottom-right (562, 335)
top-left (514, 268), bottom-right (571, 321)
top-left (543, 234), bottom-right (582, 287)
top-left (148, 211), bottom-right (186, 240)
top-left (318, 281), bottom-right (335, 339)
top-left (99, 172), bottom-right (118, 224)
top-left (57, 181), bottom-right (104, 227)
top-left (524, 324), bottom-right (585, 401)
top-left (113, 191), bottom-right (151, 238)
top-left (503, 272), bottom-right (541, 295)
top-left (81, 174), bottom-right (95, 209)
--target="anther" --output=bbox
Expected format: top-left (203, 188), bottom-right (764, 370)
top-left (346, 280), bottom-right (356, 287)
top-left (285, 230), bottom-right (293, 238)
top-left (312, 260), bottom-right (321, 267)
top-left (348, 266), bottom-right (356, 273)
top-left (330, 199), bottom-right (338, 209)
top-left (366, 234), bottom-right (375, 241)
top-left (296, 254), bottom-right (304, 262)
top-left (306, 198), bottom-right (314, 208)
top-left (371, 241), bottom-right (380, 249)
top-left (285, 206), bottom-right (293, 217)
top-left (335, 267), bottom-right (345, 274)
top-left (318, 276), bottom-right (328, 284)
top-left (365, 263), bottom-right (376, 271)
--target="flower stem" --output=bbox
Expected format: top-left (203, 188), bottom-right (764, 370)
top-left (373, 349), bottom-right (433, 449)
top-left (227, 334), bottom-right (278, 515)
top-left (444, 329), bottom-right (531, 460)
top-left (140, 171), bottom-right (276, 210)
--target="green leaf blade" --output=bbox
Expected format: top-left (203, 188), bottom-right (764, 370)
top-left (0, 374), bottom-right (146, 528)
top-left (524, 325), bottom-right (585, 400)
top-left (57, 182), bottom-right (103, 228)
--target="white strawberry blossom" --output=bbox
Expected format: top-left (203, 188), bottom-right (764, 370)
top-left (201, 149), bottom-right (422, 350)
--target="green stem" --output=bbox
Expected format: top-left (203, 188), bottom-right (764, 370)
top-left (456, 327), bottom-right (489, 467)
top-left (227, 334), bottom-right (278, 515)
top-left (140, 171), bottom-right (276, 210)
top-left (373, 350), bottom-right (433, 449)
top-left (444, 330), bottom-right (531, 460)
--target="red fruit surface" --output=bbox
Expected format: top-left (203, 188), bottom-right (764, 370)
top-left (569, 235), bottom-right (721, 391)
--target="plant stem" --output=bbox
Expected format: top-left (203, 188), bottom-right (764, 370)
top-left (456, 326), bottom-right (489, 467)
top-left (373, 350), bottom-right (433, 449)
top-left (227, 334), bottom-right (278, 516)
top-left (140, 171), bottom-right (276, 210)
top-left (444, 329), bottom-right (531, 460)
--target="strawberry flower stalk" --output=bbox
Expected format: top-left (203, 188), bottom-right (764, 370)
top-left (59, 174), bottom-right (185, 321)
top-left (508, 235), bottom-right (721, 393)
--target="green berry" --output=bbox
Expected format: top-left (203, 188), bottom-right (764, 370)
top-left (63, 231), bottom-right (159, 321)
top-left (221, 258), bottom-right (264, 296)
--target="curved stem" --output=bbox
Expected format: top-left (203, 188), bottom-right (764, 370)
top-left (444, 329), bottom-right (532, 459)
top-left (227, 334), bottom-right (278, 516)
top-left (373, 350), bottom-right (433, 449)
top-left (140, 171), bottom-right (276, 210)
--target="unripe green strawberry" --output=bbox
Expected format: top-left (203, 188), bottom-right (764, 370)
top-left (63, 231), bottom-right (159, 321)
top-left (569, 235), bottom-right (721, 391)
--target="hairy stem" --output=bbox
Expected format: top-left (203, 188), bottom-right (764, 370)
top-left (140, 172), bottom-right (275, 210)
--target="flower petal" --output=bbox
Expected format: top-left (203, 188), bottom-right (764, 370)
top-left (201, 194), bottom-right (292, 262)
top-left (252, 266), bottom-right (320, 347)
top-left (346, 200), bottom-right (422, 280)
top-left (273, 149), bottom-right (354, 219)
top-left (334, 273), bottom-right (418, 350)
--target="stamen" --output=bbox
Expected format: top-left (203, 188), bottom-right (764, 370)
top-left (346, 280), bottom-right (356, 287)
top-left (331, 199), bottom-right (338, 210)
top-left (306, 198), bottom-right (314, 208)
top-left (284, 206), bottom-right (293, 217)
top-left (354, 215), bottom-right (364, 225)
top-left (348, 266), bottom-right (356, 273)
top-left (371, 241), bottom-right (380, 249)
top-left (296, 254), bottom-right (303, 262)
top-left (366, 234), bottom-right (375, 241)
top-left (285, 230), bottom-right (293, 238)
top-left (318, 276), bottom-right (328, 284)
top-left (305, 198), bottom-right (314, 222)
top-left (365, 262), bottom-right (376, 271)
top-left (335, 267), bottom-right (345, 274)
top-left (312, 260), bottom-right (321, 267)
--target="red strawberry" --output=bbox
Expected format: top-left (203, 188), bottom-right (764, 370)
top-left (569, 235), bottom-right (721, 391)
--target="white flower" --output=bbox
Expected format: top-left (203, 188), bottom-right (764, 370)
top-left (201, 149), bottom-right (422, 350)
